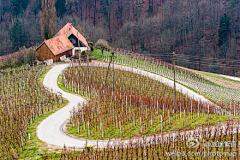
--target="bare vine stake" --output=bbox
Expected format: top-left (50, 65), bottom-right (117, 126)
top-left (126, 96), bottom-right (127, 116)
top-left (180, 103), bottom-right (181, 118)
top-left (234, 102), bottom-right (235, 116)
top-left (133, 113), bottom-right (135, 126)
top-left (140, 117), bottom-right (142, 134)
top-left (230, 101), bottom-right (232, 121)
top-left (161, 115), bottom-right (163, 133)
top-left (163, 104), bottom-right (165, 118)
top-left (145, 106), bottom-right (147, 119)
top-left (191, 100), bottom-right (192, 119)
top-left (82, 110), bottom-right (85, 130)
top-left (88, 121), bottom-right (90, 136)
top-left (104, 53), bottom-right (114, 89)
top-left (77, 119), bottom-right (79, 133)
top-left (168, 110), bottom-right (170, 125)
top-left (198, 101), bottom-right (199, 117)
top-left (120, 121), bottom-right (122, 138)
top-left (151, 112), bottom-right (152, 126)
top-left (184, 110), bottom-right (186, 128)
top-left (207, 105), bottom-right (209, 121)
top-left (101, 123), bottom-right (103, 138)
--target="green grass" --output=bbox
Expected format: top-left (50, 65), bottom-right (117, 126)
top-left (37, 66), bottom-right (52, 84)
top-left (91, 49), bottom-right (111, 60)
top-left (57, 73), bottom-right (91, 100)
top-left (66, 111), bottom-right (240, 140)
top-left (178, 66), bottom-right (240, 90)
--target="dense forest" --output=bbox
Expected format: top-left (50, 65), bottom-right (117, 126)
top-left (0, 0), bottom-right (239, 75)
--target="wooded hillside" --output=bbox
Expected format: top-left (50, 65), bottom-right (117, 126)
top-left (0, 0), bottom-right (239, 75)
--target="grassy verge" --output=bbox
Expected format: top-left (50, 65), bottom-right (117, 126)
top-left (37, 66), bottom-right (52, 84)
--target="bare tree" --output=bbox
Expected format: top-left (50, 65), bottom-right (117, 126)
top-left (40, 0), bottom-right (57, 40)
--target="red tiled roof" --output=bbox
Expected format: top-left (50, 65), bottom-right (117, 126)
top-left (54, 22), bottom-right (89, 48)
top-left (44, 35), bottom-right (74, 55)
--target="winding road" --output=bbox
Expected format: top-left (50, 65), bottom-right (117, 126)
top-left (37, 62), bottom-right (234, 149)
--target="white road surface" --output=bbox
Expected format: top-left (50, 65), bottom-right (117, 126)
top-left (221, 75), bottom-right (240, 82)
top-left (37, 62), bottom-right (229, 149)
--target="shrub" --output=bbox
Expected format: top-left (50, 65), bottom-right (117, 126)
top-left (72, 53), bottom-right (79, 59)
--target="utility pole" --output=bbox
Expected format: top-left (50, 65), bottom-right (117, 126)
top-left (173, 52), bottom-right (176, 109)
top-left (77, 32), bottom-right (81, 65)
top-left (105, 52), bottom-right (114, 89)
top-left (87, 50), bottom-right (90, 81)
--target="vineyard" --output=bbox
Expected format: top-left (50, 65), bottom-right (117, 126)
top-left (44, 121), bottom-right (240, 159)
top-left (62, 63), bottom-right (239, 142)
top-left (0, 65), bottom-right (66, 159)
top-left (1, 49), bottom-right (240, 159)
top-left (107, 48), bottom-right (240, 105)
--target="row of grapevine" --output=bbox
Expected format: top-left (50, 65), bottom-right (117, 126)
top-left (45, 121), bottom-right (240, 159)
top-left (106, 48), bottom-right (240, 105)
top-left (0, 65), bottom-right (64, 159)
top-left (63, 63), bottom-right (239, 141)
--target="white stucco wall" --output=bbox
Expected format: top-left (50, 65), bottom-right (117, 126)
top-left (72, 47), bottom-right (89, 56)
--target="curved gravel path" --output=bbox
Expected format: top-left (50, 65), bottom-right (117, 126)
top-left (37, 62), bottom-right (228, 149)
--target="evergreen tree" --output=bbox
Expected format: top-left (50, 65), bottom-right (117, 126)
top-left (11, 0), bottom-right (29, 15)
top-left (40, 0), bottom-right (57, 40)
top-left (100, 0), bottom-right (109, 20)
top-left (218, 13), bottom-right (230, 59)
top-left (148, 0), bottom-right (154, 17)
top-left (218, 13), bottom-right (230, 47)
top-left (55, 0), bottom-right (67, 18)
top-left (100, 0), bottom-right (111, 30)
top-left (210, 59), bottom-right (220, 73)
top-left (11, 18), bottom-right (24, 52)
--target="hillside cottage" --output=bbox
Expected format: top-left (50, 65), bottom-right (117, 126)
top-left (35, 23), bottom-right (89, 62)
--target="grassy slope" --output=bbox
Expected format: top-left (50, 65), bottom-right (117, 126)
top-left (178, 66), bottom-right (240, 90)
top-left (91, 49), bottom-right (112, 60)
